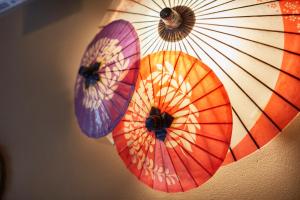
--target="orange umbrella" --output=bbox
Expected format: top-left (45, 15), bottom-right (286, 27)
top-left (113, 51), bottom-right (232, 192)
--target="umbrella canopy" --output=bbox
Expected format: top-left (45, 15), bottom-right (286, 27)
top-left (113, 51), bottom-right (232, 192)
top-left (105, 0), bottom-right (300, 163)
top-left (75, 19), bottom-right (140, 138)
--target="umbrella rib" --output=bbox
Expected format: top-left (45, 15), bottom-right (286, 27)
top-left (138, 136), bottom-right (155, 180)
top-left (138, 73), bottom-right (153, 111)
top-left (172, 122), bottom-right (232, 125)
top-left (165, 70), bottom-right (213, 114)
top-left (161, 0), bottom-right (168, 8)
top-left (186, 0), bottom-right (197, 7)
top-left (165, 136), bottom-right (199, 187)
top-left (169, 127), bottom-right (229, 144)
top-left (127, 0), bottom-right (160, 13)
top-left (118, 130), bottom-right (149, 154)
top-left (197, 13), bottom-right (300, 20)
top-left (125, 134), bottom-right (153, 169)
top-left (127, 108), bottom-right (147, 120)
top-left (137, 23), bottom-right (158, 31)
top-left (229, 147), bottom-right (237, 161)
top-left (113, 126), bottom-right (145, 138)
top-left (169, 130), bottom-right (224, 161)
top-left (135, 87), bottom-right (152, 113)
top-left (159, 142), bottom-right (169, 192)
top-left (195, 22), bottom-right (300, 35)
top-left (195, 0), bottom-right (279, 17)
top-left (194, 0), bottom-right (217, 12)
top-left (122, 119), bottom-right (145, 123)
top-left (161, 60), bottom-right (197, 111)
top-left (194, 0), bottom-right (207, 9)
top-left (194, 0), bottom-right (235, 14)
top-left (232, 106), bottom-right (260, 149)
top-left (152, 0), bottom-right (163, 9)
top-left (174, 103), bottom-right (231, 119)
top-left (158, 52), bottom-right (166, 107)
top-left (167, 134), bottom-right (213, 176)
top-left (160, 52), bottom-right (182, 107)
top-left (163, 143), bottom-right (184, 192)
top-left (187, 31), bottom-right (283, 132)
top-left (152, 138), bottom-right (157, 189)
top-left (99, 54), bottom-right (140, 73)
top-left (107, 9), bottom-right (160, 19)
top-left (149, 55), bottom-right (156, 107)
top-left (196, 25), bottom-right (300, 61)
top-left (192, 28), bottom-right (300, 111)
top-left (132, 20), bottom-right (159, 24)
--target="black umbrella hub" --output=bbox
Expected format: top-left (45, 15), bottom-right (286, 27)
top-left (160, 7), bottom-right (183, 29)
top-left (79, 62), bottom-right (101, 89)
top-left (145, 107), bottom-right (174, 142)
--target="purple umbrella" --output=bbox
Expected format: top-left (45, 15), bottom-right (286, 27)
top-left (75, 20), bottom-right (140, 138)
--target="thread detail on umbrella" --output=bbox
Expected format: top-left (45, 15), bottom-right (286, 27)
top-left (79, 62), bottom-right (101, 88)
top-left (146, 107), bottom-right (174, 142)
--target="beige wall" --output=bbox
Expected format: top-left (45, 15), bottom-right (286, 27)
top-left (0, 0), bottom-right (299, 199)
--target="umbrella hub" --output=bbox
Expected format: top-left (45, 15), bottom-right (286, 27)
top-left (160, 7), bottom-right (182, 29)
top-left (159, 6), bottom-right (195, 42)
top-left (146, 107), bottom-right (174, 142)
top-left (79, 62), bottom-right (101, 89)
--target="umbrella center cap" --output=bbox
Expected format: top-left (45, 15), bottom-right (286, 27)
top-left (145, 107), bottom-right (174, 142)
top-left (159, 6), bottom-right (195, 42)
top-left (79, 62), bottom-right (101, 88)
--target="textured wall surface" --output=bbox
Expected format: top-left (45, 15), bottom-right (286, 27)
top-left (0, 0), bottom-right (299, 200)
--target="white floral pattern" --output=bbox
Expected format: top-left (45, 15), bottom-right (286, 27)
top-left (257, 0), bottom-right (300, 32)
top-left (80, 38), bottom-right (129, 110)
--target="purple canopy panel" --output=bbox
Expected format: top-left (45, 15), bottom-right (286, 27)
top-left (75, 20), bottom-right (140, 138)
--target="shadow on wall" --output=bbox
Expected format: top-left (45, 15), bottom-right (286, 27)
top-left (22, 0), bottom-right (83, 34)
top-left (0, 147), bottom-right (6, 200)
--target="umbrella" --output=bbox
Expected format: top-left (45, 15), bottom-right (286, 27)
top-left (105, 0), bottom-right (300, 163)
top-left (113, 51), bottom-right (233, 192)
top-left (75, 19), bottom-right (140, 138)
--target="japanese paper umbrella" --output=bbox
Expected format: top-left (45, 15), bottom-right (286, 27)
top-left (75, 19), bottom-right (140, 138)
top-left (113, 51), bottom-right (233, 192)
top-left (105, 0), bottom-right (300, 164)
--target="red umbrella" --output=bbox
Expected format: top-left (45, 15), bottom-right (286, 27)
top-left (113, 51), bottom-right (233, 192)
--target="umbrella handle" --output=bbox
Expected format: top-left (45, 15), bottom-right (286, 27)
top-left (160, 7), bottom-right (182, 30)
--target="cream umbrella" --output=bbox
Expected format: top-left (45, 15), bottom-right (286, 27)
top-left (102, 0), bottom-right (300, 164)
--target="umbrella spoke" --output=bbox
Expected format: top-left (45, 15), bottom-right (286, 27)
top-left (165, 137), bottom-right (199, 187)
top-left (165, 70), bottom-right (213, 114)
top-left (195, 0), bottom-right (280, 17)
top-left (167, 134), bottom-right (213, 176)
top-left (138, 136), bottom-right (155, 179)
top-left (194, 0), bottom-right (217, 12)
top-left (113, 126), bottom-right (146, 138)
top-left (173, 103), bottom-right (230, 119)
top-left (159, 142), bottom-right (169, 192)
top-left (229, 147), bottom-right (237, 161)
top-left (160, 52), bottom-right (182, 107)
top-left (152, 0), bottom-right (163, 10)
top-left (128, 0), bottom-right (160, 13)
top-left (169, 130), bottom-right (223, 161)
top-left (107, 9), bottom-right (160, 19)
top-left (232, 107), bottom-right (260, 149)
top-left (118, 130), bottom-right (149, 154)
top-left (197, 13), bottom-right (300, 21)
top-left (194, 0), bottom-right (235, 14)
top-left (195, 22), bottom-right (300, 35)
top-left (169, 127), bottom-right (229, 144)
top-left (161, 60), bottom-right (197, 110)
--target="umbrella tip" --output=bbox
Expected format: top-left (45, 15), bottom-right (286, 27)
top-left (160, 7), bottom-right (172, 19)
